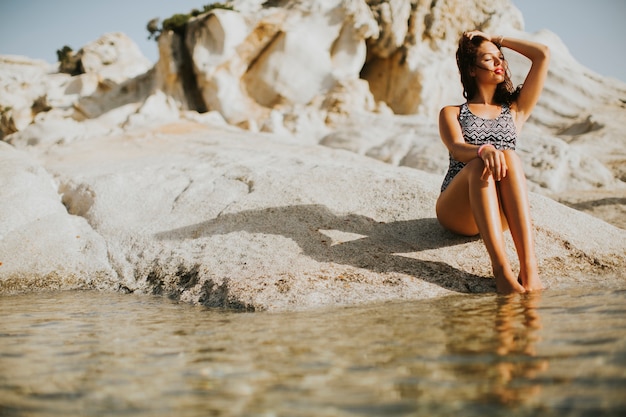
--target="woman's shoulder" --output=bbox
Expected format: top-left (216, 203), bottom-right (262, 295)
top-left (439, 103), bottom-right (465, 126)
top-left (440, 103), bottom-right (466, 116)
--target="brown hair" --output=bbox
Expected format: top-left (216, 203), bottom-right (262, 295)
top-left (456, 33), bottom-right (520, 105)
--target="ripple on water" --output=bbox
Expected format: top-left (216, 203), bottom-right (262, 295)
top-left (0, 285), bottom-right (625, 417)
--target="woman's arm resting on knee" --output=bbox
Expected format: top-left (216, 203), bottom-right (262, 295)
top-left (439, 106), bottom-right (507, 180)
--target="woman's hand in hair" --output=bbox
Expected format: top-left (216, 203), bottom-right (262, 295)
top-left (464, 30), bottom-right (492, 42)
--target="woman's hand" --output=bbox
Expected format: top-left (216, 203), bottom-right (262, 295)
top-left (479, 145), bottom-right (508, 181)
top-left (464, 30), bottom-right (496, 43)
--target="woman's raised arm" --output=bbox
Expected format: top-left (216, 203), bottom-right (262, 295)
top-left (499, 36), bottom-right (550, 125)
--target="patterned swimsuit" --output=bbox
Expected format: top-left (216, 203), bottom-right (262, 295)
top-left (440, 102), bottom-right (517, 192)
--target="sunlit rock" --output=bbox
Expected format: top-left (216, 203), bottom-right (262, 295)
top-left (0, 142), bottom-right (117, 292)
top-left (79, 32), bottom-right (152, 83)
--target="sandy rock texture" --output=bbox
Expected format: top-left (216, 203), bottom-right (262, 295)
top-left (1, 0), bottom-right (625, 310)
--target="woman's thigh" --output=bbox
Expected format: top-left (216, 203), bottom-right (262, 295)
top-left (436, 165), bottom-right (480, 236)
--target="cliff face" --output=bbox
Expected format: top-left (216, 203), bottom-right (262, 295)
top-left (0, 0), bottom-right (625, 309)
top-left (155, 0), bottom-right (523, 121)
top-left (2, 0), bottom-right (624, 194)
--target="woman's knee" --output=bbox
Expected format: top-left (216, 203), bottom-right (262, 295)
top-left (502, 150), bottom-right (527, 181)
top-left (464, 157), bottom-right (490, 184)
top-left (503, 150), bottom-right (523, 169)
top-left (465, 156), bottom-right (485, 173)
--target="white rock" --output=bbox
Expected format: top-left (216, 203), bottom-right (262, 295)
top-left (6, 113), bottom-right (86, 147)
top-left (0, 55), bottom-right (53, 138)
top-left (181, 110), bottom-right (229, 128)
top-left (123, 91), bottom-right (180, 129)
top-left (366, 0), bottom-right (411, 58)
top-left (518, 125), bottom-right (620, 193)
top-left (0, 142), bottom-right (116, 292)
top-left (2, 122), bottom-right (623, 310)
top-left (62, 72), bottom-right (100, 98)
top-left (80, 32), bottom-right (152, 83)
top-left (1, 33), bottom-right (154, 141)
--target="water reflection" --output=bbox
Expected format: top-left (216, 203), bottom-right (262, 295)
top-left (492, 293), bottom-right (549, 405)
top-left (439, 293), bottom-right (549, 407)
top-left (1, 288), bottom-right (625, 416)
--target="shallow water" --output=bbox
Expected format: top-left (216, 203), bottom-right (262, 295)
top-left (1, 285), bottom-right (625, 417)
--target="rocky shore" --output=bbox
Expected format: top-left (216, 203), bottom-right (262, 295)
top-left (1, 0), bottom-right (625, 311)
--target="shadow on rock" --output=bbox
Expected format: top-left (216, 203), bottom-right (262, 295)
top-left (156, 204), bottom-right (494, 294)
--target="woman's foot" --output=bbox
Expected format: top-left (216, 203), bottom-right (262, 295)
top-left (495, 266), bottom-right (526, 294)
top-left (520, 274), bottom-right (544, 292)
top-left (519, 264), bottom-right (544, 292)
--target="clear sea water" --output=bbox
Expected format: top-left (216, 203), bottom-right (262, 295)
top-left (1, 284), bottom-right (625, 416)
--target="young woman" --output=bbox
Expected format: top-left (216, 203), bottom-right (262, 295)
top-left (436, 30), bottom-right (550, 294)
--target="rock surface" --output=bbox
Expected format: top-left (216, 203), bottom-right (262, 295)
top-left (2, 119), bottom-right (624, 311)
top-left (1, 0), bottom-right (625, 310)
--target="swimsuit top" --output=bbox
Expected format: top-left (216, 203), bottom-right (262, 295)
top-left (440, 102), bottom-right (517, 192)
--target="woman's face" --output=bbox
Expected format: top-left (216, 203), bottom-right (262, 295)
top-left (470, 41), bottom-right (506, 84)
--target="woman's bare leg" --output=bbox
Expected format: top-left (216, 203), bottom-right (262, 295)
top-left (497, 151), bottom-right (543, 291)
top-left (437, 158), bottom-right (525, 294)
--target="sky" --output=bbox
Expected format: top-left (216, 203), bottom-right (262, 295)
top-left (0, 0), bottom-right (624, 83)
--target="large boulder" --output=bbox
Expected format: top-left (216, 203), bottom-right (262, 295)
top-left (170, 0), bottom-right (379, 126)
top-left (1, 121), bottom-right (623, 311)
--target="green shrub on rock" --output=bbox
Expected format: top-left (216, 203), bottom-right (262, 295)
top-left (146, 1), bottom-right (236, 41)
top-left (56, 45), bottom-right (84, 76)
